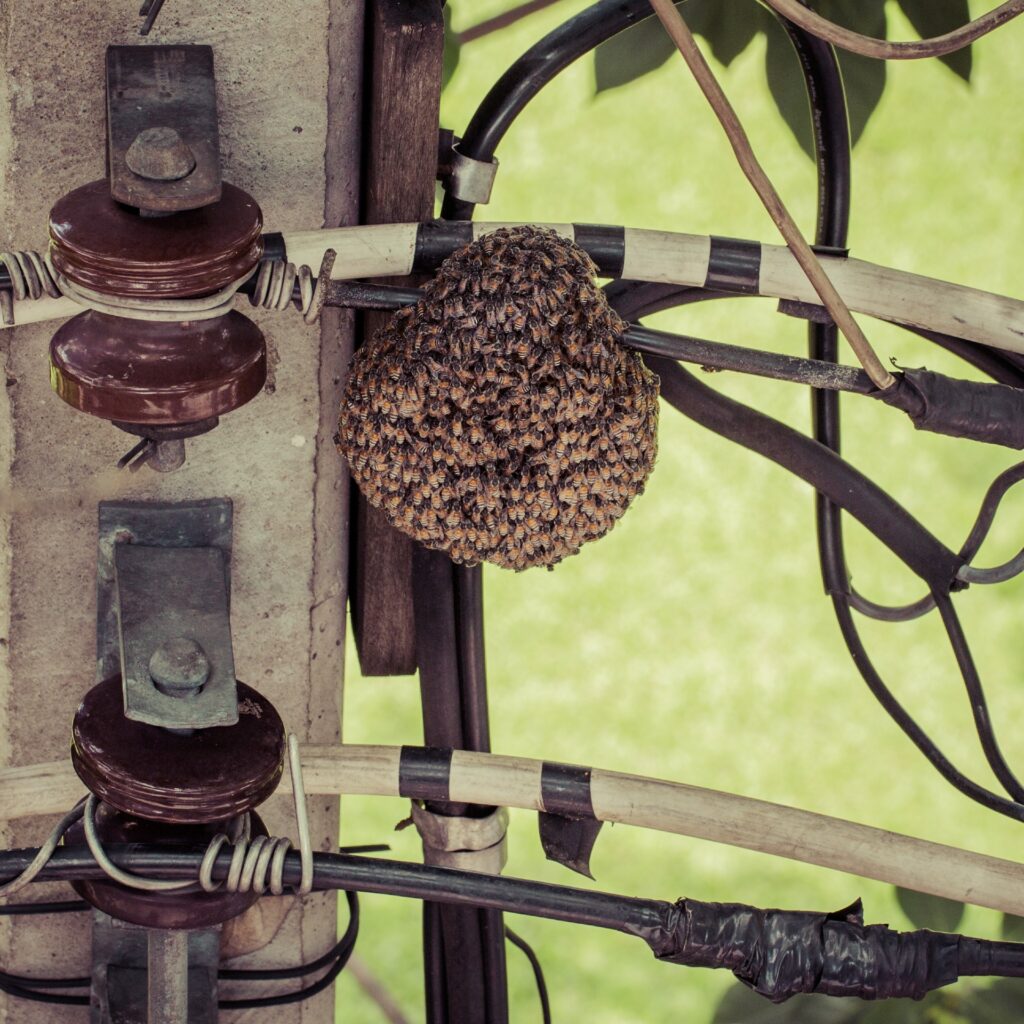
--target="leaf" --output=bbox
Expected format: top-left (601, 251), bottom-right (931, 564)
top-left (959, 979), bottom-right (1024, 1024)
top-left (764, 0), bottom-right (887, 157)
top-left (683, 0), bottom-right (764, 68)
top-left (594, 0), bottom-right (761, 95)
top-left (442, 4), bottom-right (461, 91)
top-left (594, 11), bottom-right (676, 93)
top-left (1001, 913), bottom-right (1024, 942)
top-left (894, 887), bottom-right (965, 932)
top-left (712, 982), bottom-right (863, 1024)
top-left (896, 0), bottom-right (972, 82)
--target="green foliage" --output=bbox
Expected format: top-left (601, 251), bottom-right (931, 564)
top-left (1001, 914), bottom-right (1024, 942)
top-left (590, 0), bottom-right (972, 156)
top-left (895, 888), bottom-right (965, 932)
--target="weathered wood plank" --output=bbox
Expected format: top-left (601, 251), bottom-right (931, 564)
top-left (349, 0), bottom-right (446, 676)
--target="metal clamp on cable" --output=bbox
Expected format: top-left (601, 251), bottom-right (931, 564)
top-left (411, 803), bottom-right (509, 875)
top-left (447, 145), bottom-right (500, 205)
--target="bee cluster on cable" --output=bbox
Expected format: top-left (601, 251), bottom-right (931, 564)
top-left (337, 226), bottom-right (659, 570)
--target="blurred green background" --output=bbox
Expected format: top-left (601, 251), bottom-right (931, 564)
top-left (335, 2), bottom-right (1024, 1021)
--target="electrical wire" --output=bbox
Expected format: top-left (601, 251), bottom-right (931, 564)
top-left (0, 800), bottom-right (84, 900)
top-left (759, 0), bottom-right (1024, 61)
top-left (0, 899), bottom-right (87, 916)
top-left (218, 890), bottom-right (359, 1009)
top-left (506, 927), bottom-right (551, 1024)
top-left (0, 892), bottom-right (360, 1009)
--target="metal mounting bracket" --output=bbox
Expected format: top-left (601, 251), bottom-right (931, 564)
top-left (90, 911), bottom-right (219, 1024)
top-left (106, 45), bottom-right (222, 212)
top-left (97, 499), bottom-right (238, 729)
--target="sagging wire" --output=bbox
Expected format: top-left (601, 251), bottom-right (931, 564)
top-left (506, 927), bottom-right (552, 1024)
top-left (759, 0), bottom-right (1024, 61)
top-left (0, 892), bottom-right (361, 1009)
top-left (628, 11), bottom-right (1024, 827)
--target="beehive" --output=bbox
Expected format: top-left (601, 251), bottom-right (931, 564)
top-left (338, 226), bottom-right (659, 570)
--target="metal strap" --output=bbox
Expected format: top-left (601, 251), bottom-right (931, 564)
top-left (411, 802), bottom-right (509, 875)
top-left (448, 145), bottom-right (500, 205)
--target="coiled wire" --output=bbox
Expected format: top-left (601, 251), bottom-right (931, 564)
top-left (200, 734), bottom-right (314, 896)
top-left (2, 734), bottom-right (313, 902)
top-left (0, 251), bottom-right (62, 326)
top-left (248, 250), bottom-right (336, 325)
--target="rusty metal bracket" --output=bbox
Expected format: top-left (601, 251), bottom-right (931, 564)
top-left (90, 911), bottom-right (219, 1024)
top-left (97, 499), bottom-right (238, 729)
top-left (106, 45), bottom-right (222, 212)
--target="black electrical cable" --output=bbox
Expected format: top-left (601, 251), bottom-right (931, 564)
top-left (506, 927), bottom-right (552, 1024)
top-left (440, 0), bottom-right (655, 220)
top-left (0, 893), bottom-right (360, 1009)
top-left (778, 8), bottom-right (1024, 819)
top-left (0, 900), bottom-right (90, 1004)
top-left (1, 848), bottom-right (669, 937)
top-left (934, 593), bottom-right (1024, 803)
top-left (218, 891), bottom-right (359, 1009)
top-left (830, 594), bottom-right (1024, 824)
top-left (0, 899), bottom-right (88, 916)
top-left (0, 976), bottom-right (88, 1007)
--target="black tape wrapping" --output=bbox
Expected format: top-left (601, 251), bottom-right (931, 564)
top-left (642, 898), bottom-right (960, 1002)
top-left (876, 369), bottom-right (1024, 450)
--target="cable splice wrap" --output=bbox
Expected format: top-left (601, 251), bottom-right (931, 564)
top-left (877, 369), bottom-right (1024, 449)
top-left (643, 898), bottom-right (960, 1002)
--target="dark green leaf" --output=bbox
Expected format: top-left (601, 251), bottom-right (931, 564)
top-left (594, 11), bottom-right (676, 93)
top-left (764, 0), bottom-right (886, 157)
top-left (897, 0), bottom-right (972, 82)
top-left (594, 0), bottom-right (761, 95)
top-left (442, 4), bottom-right (461, 91)
top-left (960, 979), bottom-right (1024, 1024)
top-left (712, 982), bottom-right (862, 1024)
top-left (1001, 913), bottom-right (1024, 942)
top-left (894, 887), bottom-right (965, 932)
top-left (683, 0), bottom-right (764, 68)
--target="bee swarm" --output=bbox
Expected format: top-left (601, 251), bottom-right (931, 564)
top-left (338, 226), bottom-right (659, 570)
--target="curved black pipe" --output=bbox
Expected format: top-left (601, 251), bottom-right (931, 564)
top-left (440, 0), bottom-right (655, 220)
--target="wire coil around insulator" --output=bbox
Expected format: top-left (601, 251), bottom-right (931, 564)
top-left (199, 733), bottom-right (314, 896)
top-left (0, 250), bottom-right (63, 326)
top-left (249, 250), bottom-right (336, 325)
top-left (0, 251), bottom-right (61, 302)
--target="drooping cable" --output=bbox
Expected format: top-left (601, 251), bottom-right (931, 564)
top-left (218, 891), bottom-right (359, 1009)
top-left (506, 927), bottom-right (551, 1024)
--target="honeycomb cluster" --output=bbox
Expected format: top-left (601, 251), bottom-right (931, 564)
top-left (337, 226), bottom-right (659, 570)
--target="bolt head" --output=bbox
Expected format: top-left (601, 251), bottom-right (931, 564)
top-left (126, 127), bottom-right (197, 182)
top-left (149, 637), bottom-right (210, 697)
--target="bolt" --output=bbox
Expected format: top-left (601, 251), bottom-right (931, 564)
top-left (125, 126), bottom-right (196, 182)
top-left (149, 637), bottom-right (209, 698)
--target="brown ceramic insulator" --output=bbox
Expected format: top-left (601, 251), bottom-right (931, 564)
top-left (48, 179), bottom-right (263, 298)
top-left (72, 677), bottom-right (285, 824)
top-left (50, 310), bottom-right (266, 424)
top-left (64, 809), bottom-right (268, 930)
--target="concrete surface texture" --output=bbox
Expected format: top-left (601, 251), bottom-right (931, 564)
top-left (0, 0), bottom-right (363, 1019)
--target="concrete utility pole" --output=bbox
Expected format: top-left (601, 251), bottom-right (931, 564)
top-left (0, 1), bottom-right (364, 1019)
